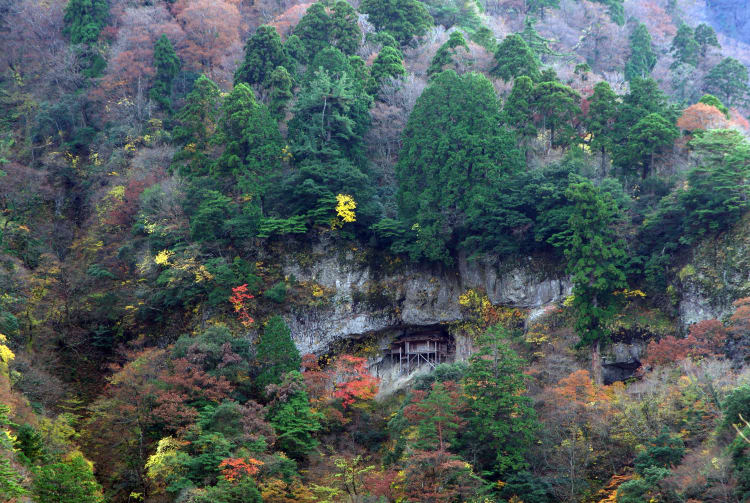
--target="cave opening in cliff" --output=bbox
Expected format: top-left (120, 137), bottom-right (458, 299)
top-left (383, 326), bottom-right (455, 375)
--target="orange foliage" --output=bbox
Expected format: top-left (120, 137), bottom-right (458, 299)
top-left (728, 297), bottom-right (750, 340)
top-left (551, 369), bottom-right (610, 408)
top-left (364, 469), bottom-right (401, 501)
top-left (270, 3), bottom-right (314, 39)
top-left (642, 319), bottom-right (727, 367)
top-left (596, 472), bottom-right (634, 502)
top-left (729, 109), bottom-right (750, 131)
top-left (229, 284), bottom-right (255, 327)
top-left (173, 0), bottom-right (242, 84)
top-left (152, 358), bottom-right (234, 431)
top-left (219, 457), bottom-right (264, 482)
top-left (677, 103), bottom-right (729, 132)
top-left (635, 1), bottom-right (677, 46)
top-left (301, 353), bottom-right (329, 404)
top-left (103, 6), bottom-right (185, 100)
top-left (331, 355), bottom-right (380, 408)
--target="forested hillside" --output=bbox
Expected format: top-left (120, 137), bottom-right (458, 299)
top-left (1, 0), bottom-right (750, 501)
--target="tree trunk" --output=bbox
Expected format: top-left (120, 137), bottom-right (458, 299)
top-left (591, 339), bottom-right (603, 385)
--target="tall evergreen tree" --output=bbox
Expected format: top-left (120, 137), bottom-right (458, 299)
top-left (619, 113), bottom-right (679, 179)
top-left (492, 34), bottom-right (541, 82)
top-left (359, 0), bottom-right (434, 46)
top-left (268, 66), bottom-right (294, 120)
top-left (550, 178), bottom-right (627, 354)
top-left (329, 0), bottom-right (362, 55)
top-left (670, 23), bottom-right (699, 68)
top-left (172, 75), bottom-right (222, 179)
top-left (527, 0), bottom-right (559, 19)
top-left (212, 83), bottom-right (283, 202)
top-left (681, 129), bottom-right (750, 239)
top-left (625, 23), bottom-right (657, 81)
top-left (592, 0), bottom-right (624, 25)
top-left (265, 371), bottom-right (321, 459)
top-left (531, 81), bottom-right (581, 148)
top-left (695, 23), bottom-right (720, 57)
top-left (32, 453), bottom-right (105, 503)
top-left (368, 45), bottom-right (406, 96)
top-left (460, 325), bottom-right (538, 478)
top-left (502, 75), bottom-right (537, 145)
top-left (256, 316), bottom-right (301, 394)
top-left (427, 30), bottom-right (469, 77)
top-left (292, 2), bottom-right (333, 62)
top-left (234, 26), bottom-right (289, 88)
top-left (395, 70), bottom-right (523, 263)
top-left (705, 57), bottom-right (750, 106)
top-left (63, 0), bottom-right (108, 45)
top-left (585, 81), bottom-right (620, 173)
top-left (150, 35), bottom-right (181, 111)
top-left (292, 1), bottom-right (361, 62)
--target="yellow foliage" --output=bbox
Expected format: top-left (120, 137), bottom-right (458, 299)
top-left (336, 194), bottom-right (356, 223)
top-left (615, 289), bottom-right (646, 299)
top-left (154, 249), bottom-right (174, 267)
top-left (332, 193), bottom-right (357, 229)
top-left (146, 436), bottom-right (189, 489)
top-left (457, 289), bottom-right (525, 337)
top-left (0, 333), bottom-right (15, 377)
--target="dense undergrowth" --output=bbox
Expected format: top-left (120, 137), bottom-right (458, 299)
top-left (2, 0), bottom-right (750, 501)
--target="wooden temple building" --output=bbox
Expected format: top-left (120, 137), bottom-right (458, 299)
top-left (384, 329), bottom-right (454, 374)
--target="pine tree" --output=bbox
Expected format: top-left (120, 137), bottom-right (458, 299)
top-left (592, 0), bottom-right (624, 25)
top-left (527, 0), bottom-right (559, 19)
top-left (256, 316), bottom-right (301, 394)
top-left (427, 31), bottom-right (469, 77)
top-left (621, 113), bottom-right (679, 179)
top-left (368, 45), bottom-right (406, 96)
top-left (329, 0), bottom-right (361, 55)
top-left (531, 81), bottom-right (581, 148)
top-left (32, 452), bottom-right (105, 503)
top-left (695, 23), bottom-right (720, 57)
top-left (460, 325), bottom-right (538, 478)
top-left (585, 81), bottom-right (619, 173)
top-left (234, 25), bottom-right (289, 88)
top-left (268, 66), bottom-right (294, 120)
top-left (396, 70), bottom-right (523, 264)
top-left (502, 75), bottom-right (537, 145)
top-left (625, 23), bottom-right (657, 81)
top-left (150, 35), bottom-right (181, 111)
top-left (291, 1), bottom-right (361, 62)
top-left (63, 0), bottom-right (108, 45)
top-left (670, 23), bottom-right (699, 68)
top-left (292, 2), bottom-right (332, 62)
top-left (265, 371), bottom-right (321, 459)
top-left (492, 34), bottom-right (541, 82)
top-left (680, 130), bottom-right (750, 239)
top-left (212, 83), bottom-right (283, 200)
top-left (280, 48), bottom-right (378, 230)
top-left (172, 75), bottom-right (222, 179)
top-left (550, 178), bottom-right (627, 352)
top-left (359, 0), bottom-right (434, 46)
top-left (705, 57), bottom-right (750, 106)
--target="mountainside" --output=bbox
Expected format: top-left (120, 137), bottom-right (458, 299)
top-left (1, 0), bottom-right (750, 502)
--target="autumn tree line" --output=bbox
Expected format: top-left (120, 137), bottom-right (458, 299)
top-left (1, 0), bottom-right (750, 501)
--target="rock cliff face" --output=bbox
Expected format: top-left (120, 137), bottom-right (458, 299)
top-left (677, 214), bottom-right (750, 327)
top-left (279, 238), bottom-right (571, 356)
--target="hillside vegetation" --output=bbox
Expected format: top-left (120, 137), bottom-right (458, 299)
top-left (1, 0), bottom-right (750, 502)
